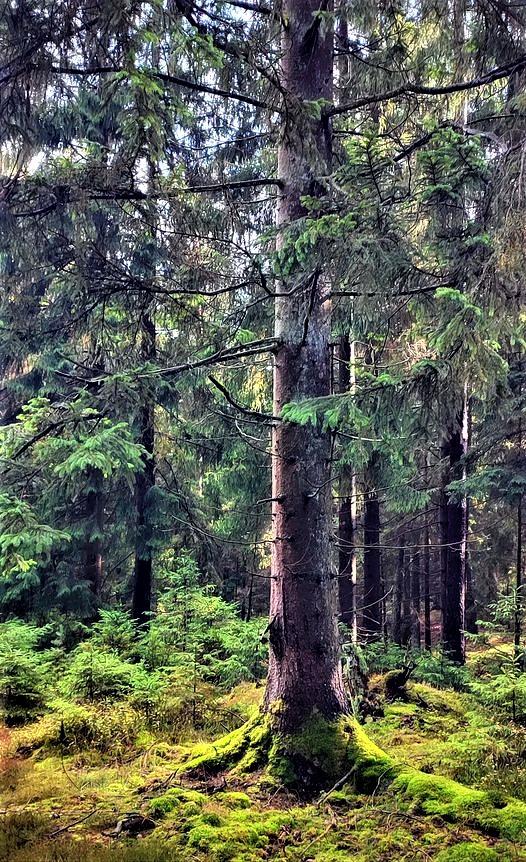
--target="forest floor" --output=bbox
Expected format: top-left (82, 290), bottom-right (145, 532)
top-left (1, 648), bottom-right (526, 862)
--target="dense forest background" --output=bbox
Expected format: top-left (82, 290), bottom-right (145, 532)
top-left (2, 0), bottom-right (526, 860)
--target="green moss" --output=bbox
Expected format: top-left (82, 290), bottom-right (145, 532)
top-left (148, 787), bottom-right (207, 818)
top-left (178, 710), bottom-right (269, 776)
top-left (394, 770), bottom-right (526, 840)
top-left (435, 842), bottom-right (503, 862)
top-left (185, 808), bottom-right (294, 862)
top-left (215, 791), bottom-right (251, 809)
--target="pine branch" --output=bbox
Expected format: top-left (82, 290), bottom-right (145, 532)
top-left (49, 65), bottom-right (272, 111)
top-left (327, 53), bottom-right (526, 117)
top-left (208, 374), bottom-right (278, 422)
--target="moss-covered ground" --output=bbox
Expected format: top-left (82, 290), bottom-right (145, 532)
top-left (2, 678), bottom-right (526, 861)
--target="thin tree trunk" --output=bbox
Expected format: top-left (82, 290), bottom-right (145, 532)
top-left (442, 400), bottom-right (468, 664)
top-left (411, 540), bottom-right (421, 649)
top-left (392, 531), bottom-right (405, 644)
top-left (338, 333), bottom-right (357, 642)
top-left (423, 512), bottom-right (432, 650)
top-left (132, 309), bottom-right (156, 627)
top-left (439, 437), bottom-right (450, 619)
top-left (85, 475), bottom-right (103, 600)
top-left (401, 543), bottom-right (412, 646)
top-left (516, 498), bottom-right (523, 652)
top-left (263, 0), bottom-right (347, 730)
top-left (515, 359), bottom-right (523, 654)
top-left (363, 453), bottom-right (382, 641)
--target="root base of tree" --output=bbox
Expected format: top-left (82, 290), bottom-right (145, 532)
top-left (179, 711), bottom-right (526, 838)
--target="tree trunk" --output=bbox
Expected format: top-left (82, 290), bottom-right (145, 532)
top-left (85, 474), bottom-right (103, 601)
top-left (423, 513), bottom-right (432, 650)
top-left (263, 0), bottom-right (347, 731)
top-left (441, 402), bottom-right (468, 664)
top-left (338, 334), bottom-right (357, 641)
top-left (362, 454), bottom-right (382, 641)
top-left (439, 438), bottom-right (450, 619)
top-left (392, 531), bottom-right (405, 644)
top-left (410, 540), bottom-right (421, 649)
top-left (132, 310), bottom-right (156, 627)
top-left (516, 497), bottom-right (523, 652)
top-left (401, 542), bottom-right (412, 646)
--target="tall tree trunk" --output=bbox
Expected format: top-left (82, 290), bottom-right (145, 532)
top-left (442, 401), bottom-right (468, 664)
top-left (132, 310), bottom-right (156, 627)
top-left (439, 437), bottom-right (450, 620)
top-left (85, 474), bottom-right (103, 601)
top-left (515, 358), bottom-right (523, 655)
top-left (401, 542), bottom-right (412, 646)
top-left (423, 512), bottom-right (432, 650)
top-left (392, 531), bottom-right (405, 644)
top-left (411, 541), bottom-right (421, 649)
top-left (338, 333), bottom-right (357, 642)
top-left (362, 454), bottom-right (382, 640)
top-left (263, 0), bottom-right (347, 730)
top-left (516, 498), bottom-right (523, 652)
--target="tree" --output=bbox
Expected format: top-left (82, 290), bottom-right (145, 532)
top-left (262, 0), bottom-right (347, 730)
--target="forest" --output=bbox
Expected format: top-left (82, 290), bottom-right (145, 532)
top-left (1, 0), bottom-right (526, 859)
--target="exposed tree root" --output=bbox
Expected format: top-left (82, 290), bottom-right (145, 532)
top-left (178, 709), bottom-right (526, 841)
top-left (178, 710), bottom-right (394, 796)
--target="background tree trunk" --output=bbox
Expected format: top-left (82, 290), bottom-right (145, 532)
top-left (338, 333), bottom-right (357, 641)
top-left (442, 403), bottom-right (468, 664)
top-left (132, 309), bottom-right (156, 627)
top-left (362, 453), bottom-right (382, 641)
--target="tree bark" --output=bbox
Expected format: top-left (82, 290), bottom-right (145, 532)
top-left (362, 454), bottom-right (382, 641)
top-left (338, 334), bottom-right (357, 641)
top-left (423, 513), bottom-right (432, 650)
top-left (132, 309), bottom-right (156, 627)
top-left (392, 531), bottom-right (405, 644)
top-left (441, 402), bottom-right (468, 664)
top-left (263, 0), bottom-right (347, 730)
top-left (410, 541), bottom-right (421, 649)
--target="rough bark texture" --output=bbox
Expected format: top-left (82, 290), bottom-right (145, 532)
top-left (132, 310), bottom-right (156, 627)
top-left (362, 454), bottom-right (382, 641)
top-left (263, 0), bottom-right (347, 731)
top-left (338, 334), bottom-right (357, 640)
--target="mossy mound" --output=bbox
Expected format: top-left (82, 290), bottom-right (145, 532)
top-left (179, 710), bottom-right (395, 795)
top-left (394, 770), bottom-right (526, 840)
top-left (435, 842), bottom-right (504, 862)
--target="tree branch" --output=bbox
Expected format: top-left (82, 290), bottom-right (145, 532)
top-left (49, 65), bottom-right (273, 111)
top-left (327, 53), bottom-right (526, 117)
top-left (208, 374), bottom-right (278, 422)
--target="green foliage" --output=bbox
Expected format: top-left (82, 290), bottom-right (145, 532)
top-left (0, 493), bottom-right (71, 584)
top-left (62, 644), bottom-right (151, 702)
top-left (362, 641), bottom-right (471, 691)
top-left (53, 421), bottom-right (145, 486)
top-left (436, 844), bottom-right (500, 862)
top-left (0, 620), bottom-right (54, 725)
top-left (142, 552), bottom-right (267, 688)
top-left (470, 648), bottom-right (526, 723)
